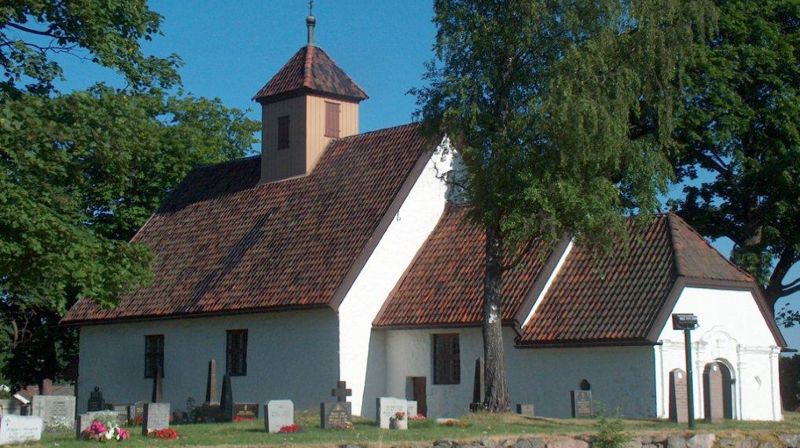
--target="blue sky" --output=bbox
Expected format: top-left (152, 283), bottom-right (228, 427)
top-left (51, 1), bottom-right (799, 348)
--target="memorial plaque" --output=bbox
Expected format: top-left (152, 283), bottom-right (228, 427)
top-left (87, 387), bottom-right (104, 412)
top-left (233, 403), bottom-right (258, 421)
top-left (376, 397), bottom-right (407, 429)
top-left (320, 402), bottom-right (351, 429)
top-left (570, 390), bottom-right (593, 418)
top-left (31, 395), bottom-right (75, 429)
top-left (264, 400), bottom-right (294, 433)
top-left (669, 369), bottom-right (688, 423)
top-left (142, 403), bottom-right (170, 435)
top-left (516, 403), bottom-right (535, 418)
top-left (0, 415), bottom-right (43, 445)
top-left (704, 363), bottom-right (724, 423)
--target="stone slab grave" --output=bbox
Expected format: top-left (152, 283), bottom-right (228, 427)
top-left (76, 411), bottom-right (118, 439)
top-left (264, 400), bottom-right (293, 433)
top-left (321, 380), bottom-right (353, 429)
top-left (0, 415), bottom-right (43, 445)
top-left (233, 403), bottom-right (258, 421)
top-left (407, 400), bottom-right (418, 418)
top-left (31, 395), bottom-right (75, 429)
top-left (704, 363), bottom-right (724, 423)
top-left (109, 404), bottom-right (130, 425)
top-left (127, 401), bottom-right (146, 425)
top-left (570, 390), bottom-right (593, 418)
top-left (142, 403), bottom-right (170, 435)
top-left (516, 403), bottom-right (535, 418)
top-left (669, 368), bottom-right (688, 423)
top-left (0, 400), bottom-right (22, 418)
top-left (376, 397), bottom-right (409, 430)
top-left (87, 386), bottom-right (105, 412)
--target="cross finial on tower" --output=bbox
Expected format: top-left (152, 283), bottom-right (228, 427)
top-left (306, 0), bottom-right (316, 46)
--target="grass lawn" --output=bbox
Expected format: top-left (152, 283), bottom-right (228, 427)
top-left (29, 411), bottom-right (800, 448)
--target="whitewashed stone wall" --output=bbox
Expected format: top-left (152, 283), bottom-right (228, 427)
top-left (382, 327), bottom-right (655, 419)
top-left (78, 308), bottom-right (338, 414)
top-left (654, 286), bottom-right (782, 421)
top-left (338, 139), bottom-right (453, 417)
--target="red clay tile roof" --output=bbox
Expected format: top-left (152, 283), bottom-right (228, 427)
top-left (517, 213), bottom-right (771, 346)
top-left (63, 123), bottom-right (427, 324)
top-left (253, 45), bottom-right (368, 103)
top-left (373, 204), bottom-right (555, 328)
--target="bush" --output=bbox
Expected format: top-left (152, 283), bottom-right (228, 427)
top-left (592, 411), bottom-right (629, 448)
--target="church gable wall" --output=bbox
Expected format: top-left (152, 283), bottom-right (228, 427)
top-left (77, 308), bottom-right (338, 414)
top-left (654, 286), bottom-right (782, 421)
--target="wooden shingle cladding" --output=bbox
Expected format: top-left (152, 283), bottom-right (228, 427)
top-left (63, 123), bottom-right (430, 325)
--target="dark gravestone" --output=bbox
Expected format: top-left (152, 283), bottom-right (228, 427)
top-left (87, 387), bottom-right (104, 412)
top-left (331, 381), bottom-right (351, 402)
top-left (151, 365), bottom-right (163, 403)
top-left (142, 403), bottom-right (170, 435)
top-left (233, 403), bottom-right (258, 421)
top-left (220, 374), bottom-right (233, 422)
top-left (704, 363), bottom-right (724, 423)
top-left (470, 358), bottom-right (483, 412)
top-left (127, 401), bottom-right (146, 425)
top-left (669, 368), bottom-right (688, 423)
top-left (571, 390), bottom-right (593, 418)
top-left (205, 359), bottom-right (219, 405)
top-left (320, 402), bottom-right (352, 429)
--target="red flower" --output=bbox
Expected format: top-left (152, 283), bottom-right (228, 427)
top-left (148, 428), bottom-right (178, 439)
top-left (278, 424), bottom-right (301, 433)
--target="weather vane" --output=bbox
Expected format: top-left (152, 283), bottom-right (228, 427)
top-left (306, 0), bottom-right (316, 45)
top-left (308, 1), bottom-right (314, 16)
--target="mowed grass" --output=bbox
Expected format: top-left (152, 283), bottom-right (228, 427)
top-left (29, 410), bottom-right (800, 447)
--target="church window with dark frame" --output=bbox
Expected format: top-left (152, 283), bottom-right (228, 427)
top-left (324, 101), bottom-right (340, 138)
top-left (226, 329), bottom-right (248, 376)
top-left (277, 116), bottom-right (290, 149)
top-left (432, 333), bottom-right (460, 385)
top-left (144, 334), bottom-right (164, 379)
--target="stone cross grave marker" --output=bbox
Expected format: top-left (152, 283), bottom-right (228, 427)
top-left (570, 390), bottom-right (593, 418)
top-left (516, 403), bottom-right (535, 418)
top-left (87, 387), bottom-right (104, 412)
top-left (0, 415), bottom-right (43, 445)
top-left (320, 380), bottom-right (352, 429)
top-left (704, 363), bottom-right (724, 423)
top-left (142, 403), bottom-right (170, 435)
top-left (669, 369), bottom-right (688, 423)
top-left (376, 397), bottom-right (408, 430)
top-left (264, 400), bottom-right (293, 433)
top-left (31, 395), bottom-right (75, 429)
top-left (233, 403), bottom-right (258, 421)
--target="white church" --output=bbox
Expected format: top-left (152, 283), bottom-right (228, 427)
top-left (63, 17), bottom-right (786, 422)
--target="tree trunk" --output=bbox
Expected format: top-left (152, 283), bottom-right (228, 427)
top-left (765, 247), bottom-right (799, 311)
top-left (482, 223), bottom-right (510, 412)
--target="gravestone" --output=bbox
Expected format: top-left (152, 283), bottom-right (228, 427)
top-left (109, 404), bottom-right (130, 425)
top-left (233, 403), bottom-right (258, 421)
top-left (87, 387), bottom-right (104, 412)
top-left (704, 363), bottom-right (724, 423)
top-left (320, 402), bottom-right (352, 429)
top-left (0, 415), bottom-right (43, 445)
top-left (264, 400), bottom-right (293, 433)
top-left (31, 395), bottom-right (75, 429)
top-left (220, 374), bottom-right (233, 422)
top-left (40, 379), bottom-right (53, 396)
top-left (376, 397), bottom-right (408, 429)
top-left (205, 359), bottom-right (219, 405)
top-left (669, 368), bottom-right (688, 423)
top-left (127, 401), bottom-right (146, 425)
top-left (151, 365), bottom-right (163, 403)
top-left (75, 411), bottom-right (117, 439)
top-left (570, 390), bottom-right (593, 418)
top-left (142, 402), bottom-right (170, 435)
top-left (407, 400), bottom-right (418, 418)
top-left (516, 403), bottom-right (535, 418)
top-left (470, 358), bottom-right (483, 412)
top-left (0, 400), bottom-right (21, 417)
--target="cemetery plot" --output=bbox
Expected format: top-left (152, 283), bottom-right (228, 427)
top-left (0, 415), bottom-right (43, 445)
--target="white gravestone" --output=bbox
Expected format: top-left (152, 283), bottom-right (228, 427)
top-left (376, 397), bottom-right (408, 430)
top-left (142, 403), bottom-right (170, 435)
top-left (31, 395), bottom-right (75, 429)
top-left (76, 411), bottom-right (118, 438)
top-left (264, 400), bottom-right (294, 433)
top-left (407, 400), bottom-right (418, 418)
top-left (0, 415), bottom-right (43, 445)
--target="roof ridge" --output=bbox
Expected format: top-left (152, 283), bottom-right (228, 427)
top-left (191, 154), bottom-right (260, 171)
top-left (336, 122), bottom-right (422, 141)
top-left (303, 45), bottom-right (314, 89)
top-left (666, 212), bottom-right (756, 282)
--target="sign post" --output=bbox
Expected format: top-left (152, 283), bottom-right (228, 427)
top-left (672, 313), bottom-right (699, 429)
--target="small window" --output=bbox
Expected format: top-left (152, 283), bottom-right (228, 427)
top-left (144, 335), bottom-right (164, 379)
top-left (433, 333), bottom-right (460, 384)
top-left (277, 116), bottom-right (290, 149)
top-left (226, 330), bottom-right (248, 376)
top-left (325, 102), bottom-right (340, 138)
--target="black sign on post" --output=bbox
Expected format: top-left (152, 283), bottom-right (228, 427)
top-left (672, 313), bottom-right (699, 429)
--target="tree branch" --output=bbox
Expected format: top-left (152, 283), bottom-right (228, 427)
top-left (7, 22), bottom-right (57, 38)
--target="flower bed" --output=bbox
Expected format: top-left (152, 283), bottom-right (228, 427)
top-left (81, 417), bottom-right (130, 442)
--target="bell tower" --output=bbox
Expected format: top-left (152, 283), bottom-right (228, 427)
top-left (253, 5), bottom-right (368, 183)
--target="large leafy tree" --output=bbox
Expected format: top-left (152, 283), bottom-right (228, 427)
top-left (673, 0), bottom-right (800, 321)
top-left (416, 0), bottom-right (714, 410)
top-left (0, 2), bottom-right (259, 387)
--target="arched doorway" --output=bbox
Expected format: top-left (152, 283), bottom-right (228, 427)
top-left (703, 361), bottom-right (734, 421)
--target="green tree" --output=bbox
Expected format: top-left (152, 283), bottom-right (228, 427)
top-left (0, 2), bottom-right (260, 387)
top-left (415, 0), bottom-right (714, 410)
top-left (672, 0), bottom-right (800, 320)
